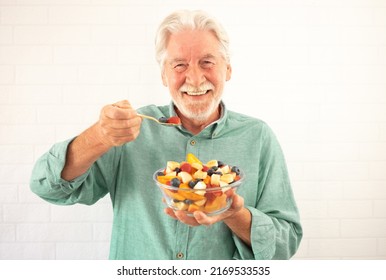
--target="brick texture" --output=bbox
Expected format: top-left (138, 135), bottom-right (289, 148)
top-left (1, 0), bottom-right (386, 260)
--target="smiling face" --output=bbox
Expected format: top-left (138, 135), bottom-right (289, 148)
top-left (162, 29), bottom-right (232, 124)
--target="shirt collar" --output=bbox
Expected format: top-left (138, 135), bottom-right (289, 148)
top-left (168, 101), bottom-right (228, 139)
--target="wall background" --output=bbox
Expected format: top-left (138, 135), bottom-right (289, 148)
top-left (0, 0), bottom-right (386, 259)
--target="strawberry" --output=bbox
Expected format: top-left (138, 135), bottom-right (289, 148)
top-left (204, 191), bottom-right (217, 202)
top-left (180, 162), bottom-right (192, 173)
top-left (167, 116), bottom-right (181, 124)
top-left (206, 183), bottom-right (223, 197)
top-left (202, 165), bottom-right (209, 172)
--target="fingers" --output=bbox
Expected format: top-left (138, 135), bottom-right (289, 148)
top-left (175, 210), bottom-right (201, 226)
top-left (164, 208), bottom-right (201, 227)
top-left (164, 193), bottom-right (245, 227)
top-left (98, 100), bottom-right (142, 147)
top-left (193, 211), bottom-right (215, 226)
top-left (104, 100), bottom-right (136, 120)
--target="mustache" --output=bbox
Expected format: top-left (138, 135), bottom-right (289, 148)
top-left (179, 81), bottom-right (214, 93)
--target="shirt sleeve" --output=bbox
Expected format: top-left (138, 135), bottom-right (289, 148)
top-left (232, 124), bottom-right (303, 260)
top-left (30, 138), bottom-right (117, 206)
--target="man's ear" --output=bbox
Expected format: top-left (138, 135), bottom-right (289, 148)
top-left (226, 64), bottom-right (232, 81)
top-left (161, 71), bottom-right (168, 87)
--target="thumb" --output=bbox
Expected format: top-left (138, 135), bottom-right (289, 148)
top-left (112, 100), bottom-right (132, 109)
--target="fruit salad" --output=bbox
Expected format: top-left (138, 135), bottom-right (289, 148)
top-left (154, 153), bottom-right (243, 216)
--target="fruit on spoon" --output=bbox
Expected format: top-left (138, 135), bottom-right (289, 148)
top-left (159, 116), bottom-right (181, 125)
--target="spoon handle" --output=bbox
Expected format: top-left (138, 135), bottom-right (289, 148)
top-left (137, 113), bottom-right (159, 122)
top-left (137, 113), bottom-right (179, 127)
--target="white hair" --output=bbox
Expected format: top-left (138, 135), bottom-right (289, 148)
top-left (155, 10), bottom-right (230, 70)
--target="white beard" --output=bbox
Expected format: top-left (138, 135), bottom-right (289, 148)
top-left (173, 81), bottom-right (221, 121)
top-left (176, 96), bottom-right (221, 121)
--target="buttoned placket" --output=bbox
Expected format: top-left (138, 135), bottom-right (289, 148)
top-left (173, 221), bottom-right (189, 260)
top-left (171, 129), bottom-right (219, 259)
top-left (171, 136), bottom-right (202, 260)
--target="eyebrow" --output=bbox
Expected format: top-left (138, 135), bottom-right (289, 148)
top-left (168, 58), bottom-right (187, 65)
top-left (201, 54), bottom-right (217, 60)
top-left (168, 53), bottom-right (218, 64)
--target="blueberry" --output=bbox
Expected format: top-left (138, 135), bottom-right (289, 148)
top-left (208, 166), bottom-right (220, 176)
top-left (158, 116), bottom-right (168, 123)
top-left (170, 178), bottom-right (181, 188)
top-left (188, 180), bottom-right (197, 188)
top-left (218, 161), bottom-right (225, 167)
top-left (156, 171), bottom-right (164, 176)
top-left (231, 166), bottom-right (240, 175)
top-left (184, 199), bottom-right (193, 205)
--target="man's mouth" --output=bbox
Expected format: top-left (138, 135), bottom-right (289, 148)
top-left (179, 82), bottom-right (215, 97)
top-left (182, 90), bottom-right (210, 96)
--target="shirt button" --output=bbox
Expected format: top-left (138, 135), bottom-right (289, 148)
top-left (190, 140), bottom-right (196, 146)
top-left (176, 252), bottom-right (184, 259)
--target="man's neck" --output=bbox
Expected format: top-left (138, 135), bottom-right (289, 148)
top-left (177, 105), bottom-right (222, 135)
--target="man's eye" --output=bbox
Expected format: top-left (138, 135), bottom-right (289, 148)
top-left (174, 64), bottom-right (187, 72)
top-left (201, 61), bottom-right (214, 68)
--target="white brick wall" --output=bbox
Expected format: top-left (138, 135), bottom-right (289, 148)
top-left (1, 0), bottom-right (385, 260)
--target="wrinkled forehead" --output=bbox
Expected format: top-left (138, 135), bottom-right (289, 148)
top-left (165, 29), bottom-right (223, 60)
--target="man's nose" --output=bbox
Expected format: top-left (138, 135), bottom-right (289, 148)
top-left (185, 65), bottom-right (206, 87)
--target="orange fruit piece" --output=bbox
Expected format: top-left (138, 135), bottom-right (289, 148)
top-left (157, 175), bottom-right (177, 185)
top-left (204, 194), bottom-right (227, 213)
top-left (187, 203), bottom-right (204, 213)
top-left (162, 188), bottom-right (185, 201)
top-left (178, 184), bottom-right (205, 201)
top-left (186, 153), bottom-right (202, 165)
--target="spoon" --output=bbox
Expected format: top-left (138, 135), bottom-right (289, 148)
top-left (111, 104), bottom-right (180, 127)
top-left (137, 113), bottom-right (181, 127)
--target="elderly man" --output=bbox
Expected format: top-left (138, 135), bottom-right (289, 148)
top-left (30, 10), bottom-right (302, 260)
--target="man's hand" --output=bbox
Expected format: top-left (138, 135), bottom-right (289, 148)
top-left (96, 100), bottom-right (142, 148)
top-left (61, 100), bottom-right (141, 181)
top-left (164, 191), bottom-right (251, 245)
top-left (164, 190), bottom-right (243, 226)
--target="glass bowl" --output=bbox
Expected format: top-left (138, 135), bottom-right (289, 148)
top-left (153, 168), bottom-right (244, 216)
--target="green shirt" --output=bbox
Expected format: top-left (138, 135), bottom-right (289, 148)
top-left (30, 103), bottom-right (302, 260)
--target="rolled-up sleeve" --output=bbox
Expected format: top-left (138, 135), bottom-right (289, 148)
top-left (30, 138), bottom-right (111, 206)
top-left (232, 207), bottom-right (302, 260)
top-left (232, 124), bottom-right (303, 260)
